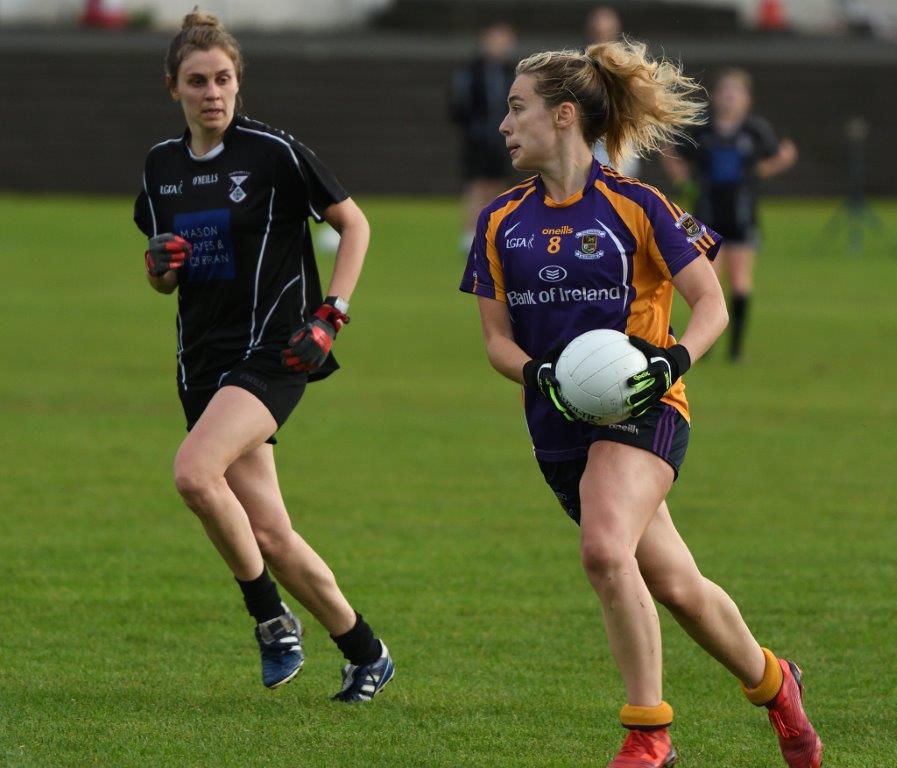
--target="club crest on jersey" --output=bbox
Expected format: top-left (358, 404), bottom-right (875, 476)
top-left (228, 172), bottom-right (250, 203)
top-left (675, 212), bottom-right (706, 244)
top-left (574, 228), bottom-right (605, 260)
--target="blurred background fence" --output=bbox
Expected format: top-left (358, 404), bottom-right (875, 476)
top-left (1, 0), bottom-right (896, 197)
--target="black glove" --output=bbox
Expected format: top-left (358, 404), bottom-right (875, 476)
top-left (522, 344), bottom-right (574, 422)
top-left (282, 297), bottom-right (350, 373)
top-left (145, 233), bottom-right (191, 276)
top-left (625, 336), bottom-right (691, 418)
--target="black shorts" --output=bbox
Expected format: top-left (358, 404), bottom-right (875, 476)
top-left (713, 221), bottom-right (760, 248)
top-left (178, 352), bottom-right (307, 445)
top-left (697, 191), bottom-right (759, 246)
top-left (536, 404), bottom-right (689, 526)
top-left (462, 137), bottom-right (512, 181)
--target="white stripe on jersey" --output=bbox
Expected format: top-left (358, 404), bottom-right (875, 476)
top-left (298, 248), bottom-right (307, 320)
top-left (146, 137), bottom-right (185, 385)
top-left (252, 272), bottom-right (304, 351)
top-left (234, 125), bottom-right (325, 222)
top-left (149, 137), bottom-right (181, 152)
top-left (176, 300), bottom-right (187, 388)
top-left (594, 218), bottom-right (630, 310)
top-left (142, 172), bottom-right (157, 236)
top-left (245, 187), bottom-right (276, 357)
top-left (143, 137), bottom-right (182, 237)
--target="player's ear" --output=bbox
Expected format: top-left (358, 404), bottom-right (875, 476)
top-left (166, 74), bottom-right (179, 102)
top-left (555, 102), bottom-right (577, 130)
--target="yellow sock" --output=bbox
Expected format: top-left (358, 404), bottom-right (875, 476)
top-left (741, 647), bottom-right (784, 706)
top-left (619, 701), bottom-right (674, 730)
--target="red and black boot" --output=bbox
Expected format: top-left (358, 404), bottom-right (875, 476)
top-left (608, 702), bottom-right (678, 768)
top-left (742, 648), bottom-right (823, 768)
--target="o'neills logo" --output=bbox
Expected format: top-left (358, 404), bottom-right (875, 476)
top-left (541, 225), bottom-right (573, 235)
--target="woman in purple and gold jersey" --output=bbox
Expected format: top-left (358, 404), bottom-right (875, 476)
top-left (460, 42), bottom-right (822, 768)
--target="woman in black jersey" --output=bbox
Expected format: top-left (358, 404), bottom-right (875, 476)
top-left (134, 10), bottom-right (394, 699)
top-left (662, 68), bottom-right (797, 360)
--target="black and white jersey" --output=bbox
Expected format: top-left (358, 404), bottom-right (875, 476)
top-left (677, 115), bottom-right (779, 236)
top-left (134, 115), bottom-right (347, 390)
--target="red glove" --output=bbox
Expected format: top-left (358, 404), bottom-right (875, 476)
top-left (282, 298), bottom-right (350, 372)
top-left (145, 233), bottom-right (191, 276)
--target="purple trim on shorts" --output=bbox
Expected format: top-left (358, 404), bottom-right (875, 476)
top-left (664, 408), bottom-right (677, 458)
top-left (652, 406), bottom-right (676, 459)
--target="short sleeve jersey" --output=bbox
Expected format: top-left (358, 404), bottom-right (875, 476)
top-left (459, 160), bottom-right (721, 462)
top-left (134, 115), bottom-right (347, 390)
top-left (678, 114), bottom-right (779, 189)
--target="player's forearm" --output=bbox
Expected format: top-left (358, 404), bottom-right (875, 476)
top-left (756, 139), bottom-right (797, 179)
top-left (484, 334), bottom-right (530, 386)
top-left (325, 213), bottom-right (369, 302)
top-left (756, 157), bottom-right (788, 179)
top-left (678, 292), bottom-right (728, 363)
top-left (146, 270), bottom-right (178, 294)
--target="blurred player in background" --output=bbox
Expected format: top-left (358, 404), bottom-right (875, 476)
top-left (586, 6), bottom-right (640, 178)
top-left (450, 22), bottom-right (518, 251)
top-left (460, 42), bottom-right (822, 768)
top-left (586, 4), bottom-right (623, 44)
top-left (134, 10), bottom-right (394, 700)
top-left (662, 68), bottom-right (797, 360)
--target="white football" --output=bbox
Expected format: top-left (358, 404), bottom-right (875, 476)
top-left (554, 329), bottom-right (648, 425)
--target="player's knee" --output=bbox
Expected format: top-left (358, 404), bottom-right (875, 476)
top-left (651, 577), bottom-right (705, 619)
top-left (580, 536), bottom-right (629, 580)
top-left (173, 453), bottom-right (223, 512)
top-left (253, 526), bottom-right (287, 562)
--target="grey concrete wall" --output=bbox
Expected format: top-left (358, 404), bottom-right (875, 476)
top-left (0, 30), bottom-right (895, 197)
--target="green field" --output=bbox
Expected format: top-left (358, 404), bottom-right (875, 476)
top-left (1, 195), bottom-right (895, 767)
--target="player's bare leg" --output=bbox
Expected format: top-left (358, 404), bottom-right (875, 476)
top-left (226, 444), bottom-right (395, 701)
top-left (579, 441), bottom-right (679, 766)
top-left (636, 500), bottom-right (765, 685)
top-left (172, 385), bottom-right (305, 687)
top-left (638, 501), bottom-right (822, 767)
top-left (725, 243), bottom-right (756, 294)
top-left (580, 441), bottom-right (672, 704)
top-left (173, 385), bottom-right (273, 580)
top-left (225, 443), bottom-right (356, 636)
top-left (722, 243), bottom-right (756, 360)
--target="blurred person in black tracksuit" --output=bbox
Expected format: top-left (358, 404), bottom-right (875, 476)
top-left (450, 22), bottom-right (517, 251)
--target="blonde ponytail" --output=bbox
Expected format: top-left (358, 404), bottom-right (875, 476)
top-left (517, 40), bottom-right (705, 167)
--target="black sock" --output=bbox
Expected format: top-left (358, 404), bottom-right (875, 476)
top-left (236, 566), bottom-right (284, 624)
top-left (730, 293), bottom-right (750, 360)
top-left (331, 612), bottom-right (382, 666)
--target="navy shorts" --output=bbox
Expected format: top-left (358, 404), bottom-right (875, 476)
top-left (178, 352), bottom-right (307, 445)
top-left (537, 404), bottom-right (689, 525)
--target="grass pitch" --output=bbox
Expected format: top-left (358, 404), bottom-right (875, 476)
top-left (0, 195), bottom-right (895, 767)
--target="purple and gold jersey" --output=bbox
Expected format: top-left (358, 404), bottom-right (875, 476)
top-left (459, 160), bottom-right (721, 462)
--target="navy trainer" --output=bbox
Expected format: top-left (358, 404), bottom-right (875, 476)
top-left (331, 641), bottom-right (395, 702)
top-left (255, 604), bottom-right (304, 689)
